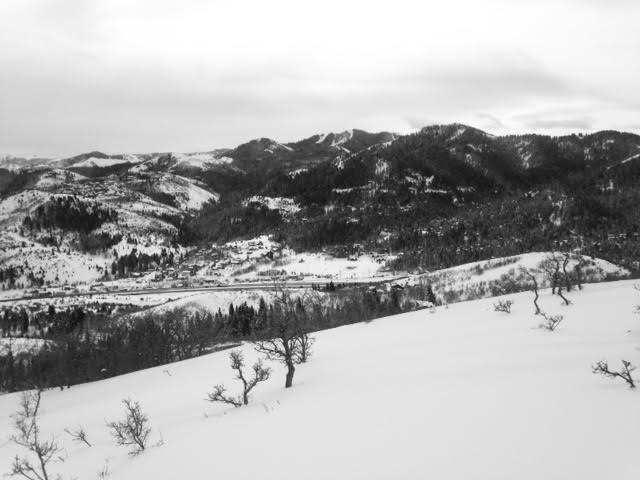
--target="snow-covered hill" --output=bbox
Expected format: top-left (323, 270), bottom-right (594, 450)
top-left (1, 280), bottom-right (638, 479)
top-left (417, 252), bottom-right (629, 303)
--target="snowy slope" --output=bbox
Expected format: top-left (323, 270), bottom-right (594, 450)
top-left (171, 152), bottom-right (233, 170)
top-left (419, 252), bottom-right (629, 303)
top-left (72, 156), bottom-right (141, 168)
top-left (153, 173), bottom-right (219, 210)
top-left (34, 169), bottom-right (88, 189)
top-left (1, 280), bottom-right (638, 479)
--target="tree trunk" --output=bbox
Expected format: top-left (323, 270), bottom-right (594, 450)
top-left (285, 361), bottom-right (295, 388)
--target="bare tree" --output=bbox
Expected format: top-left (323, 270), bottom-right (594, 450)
top-left (255, 282), bottom-right (314, 388)
top-left (9, 389), bottom-right (62, 480)
top-left (106, 399), bottom-right (152, 455)
top-left (592, 360), bottom-right (636, 389)
top-left (539, 254), bottom-right (571, 305)
top-left (520, 267), bottom-right (541, 315)
top-left (64, 426), bottom-right (91, 447)
top-left (538, 312), bottom-right (563, 331)
top-left (207, 350), bottom-right (271, 407)
top-left (493, 299), bottom-right (514, 314)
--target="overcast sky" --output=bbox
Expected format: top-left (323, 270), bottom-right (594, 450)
top-left (1, 0), bottom-right (639, 157)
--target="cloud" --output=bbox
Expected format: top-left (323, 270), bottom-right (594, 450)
top-left (1, 0), bottom-right (639, 155)
top-left (513, 111), bottom-right (595, 131)
top-left (476, 114), bottom-right (506, 131)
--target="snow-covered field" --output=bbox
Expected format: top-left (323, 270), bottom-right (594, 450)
top-left (1, 280), bottom-right (638, 479)
top-left (240, 251), bottom-right (391, 281)
top-left (141, 289), bottom-right (275, 315)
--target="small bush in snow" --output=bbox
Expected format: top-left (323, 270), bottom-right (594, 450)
top-left (9, 389), bottom-right (63, 480)
top-left (64, 426), bottom-right (92, 447)
top-left (106, 399), bottom-right (152, 455)
top-left (493, 300), bottom-right (514, 314)
top-left (207, 350), bottom-right (271, 407)
top-left (592, 360), bottom-right (636, 389)
top-left (538, 312), bottom-right (563, 331)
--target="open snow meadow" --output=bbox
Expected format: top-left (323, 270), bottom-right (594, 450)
top-left (1, 280), bottom-right (638, 479)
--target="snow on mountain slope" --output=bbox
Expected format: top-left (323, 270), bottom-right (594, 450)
top-left (243, 196), bottom-right (300, 216)
top-left (419, 252), bottom-right (629, 303)
top-left (72, 156), bottom-right (138, 168)
top-left (0, 244), bottom-right (108, 286)
top-left (171, 152), bottom-right (233, 170)
top-left (153, 173), bottom-right (219, 210)
top-left (1, 280), bottom-right (638, 479)
top-left (0, 190), bottom-right (51, 228)
top-left (244, 251), bottom-right (389, 281)
top-left (34, 169), bottom-right (88, 189)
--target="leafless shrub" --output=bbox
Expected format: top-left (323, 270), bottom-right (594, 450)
top-left (493, 299), bottom-right (514, 314)
top-left (207, 350), bottom-right (271, 407)
top-left (592, 360), bottom-right (636, 389)
top-left (9, 389), bottom-right (63, 480)
top-left (97, 461), bottom-right (111, 480)
top-left (64, 426), bottom-right (91, 447)
top-left (106, 399), bottom-right (152, 455)
top-left (538, 312), bottom-right (563, 331)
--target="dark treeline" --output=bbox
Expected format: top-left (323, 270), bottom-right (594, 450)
top-left (0, 285), bottom-right (419, 393)
top-left (23, 195), bottom-right (117, 234)
top-left (1, 303), bottom-right (139, 339)
top-left (110, 247), bottom-right (178, 277)
top-left (0, 266), bottom-right (23, 289)
top-left (390, 186), bottom-right (640, 273)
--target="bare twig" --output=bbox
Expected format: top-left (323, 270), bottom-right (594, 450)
top-left (592, 360), bottom-right (636, 389)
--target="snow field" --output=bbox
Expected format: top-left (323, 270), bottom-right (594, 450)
top-left (0, 280), bottom-right (638, 479)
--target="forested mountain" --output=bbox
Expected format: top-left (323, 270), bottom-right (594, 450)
top-left (1, 123), bottom-right (640, 289)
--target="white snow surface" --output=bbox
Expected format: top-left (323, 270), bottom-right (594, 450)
top-left (154, 173), bottom-right (219, 210)
top-left (417, 252), bottom-right (629, 303)
top-left (243, 196), bottom-right (300, 215)
top-left (245, 251), bottom-right (390, 281)
top-left (0, 280), bottom-right (638, 479)
top-left (171, 152), bottom-right (233, 170)
top-left (34, 169), bottom-right (88, 189)
top-left (72, 156), bottom-right (141, 168)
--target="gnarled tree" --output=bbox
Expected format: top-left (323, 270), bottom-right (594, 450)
top-left (207, 350), bottom-right (271, 407)
top-left (255, 283), bottom-right (315, 388)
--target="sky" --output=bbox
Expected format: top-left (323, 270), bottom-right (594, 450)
top-left (0, 0), bottom-right (639, 157)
